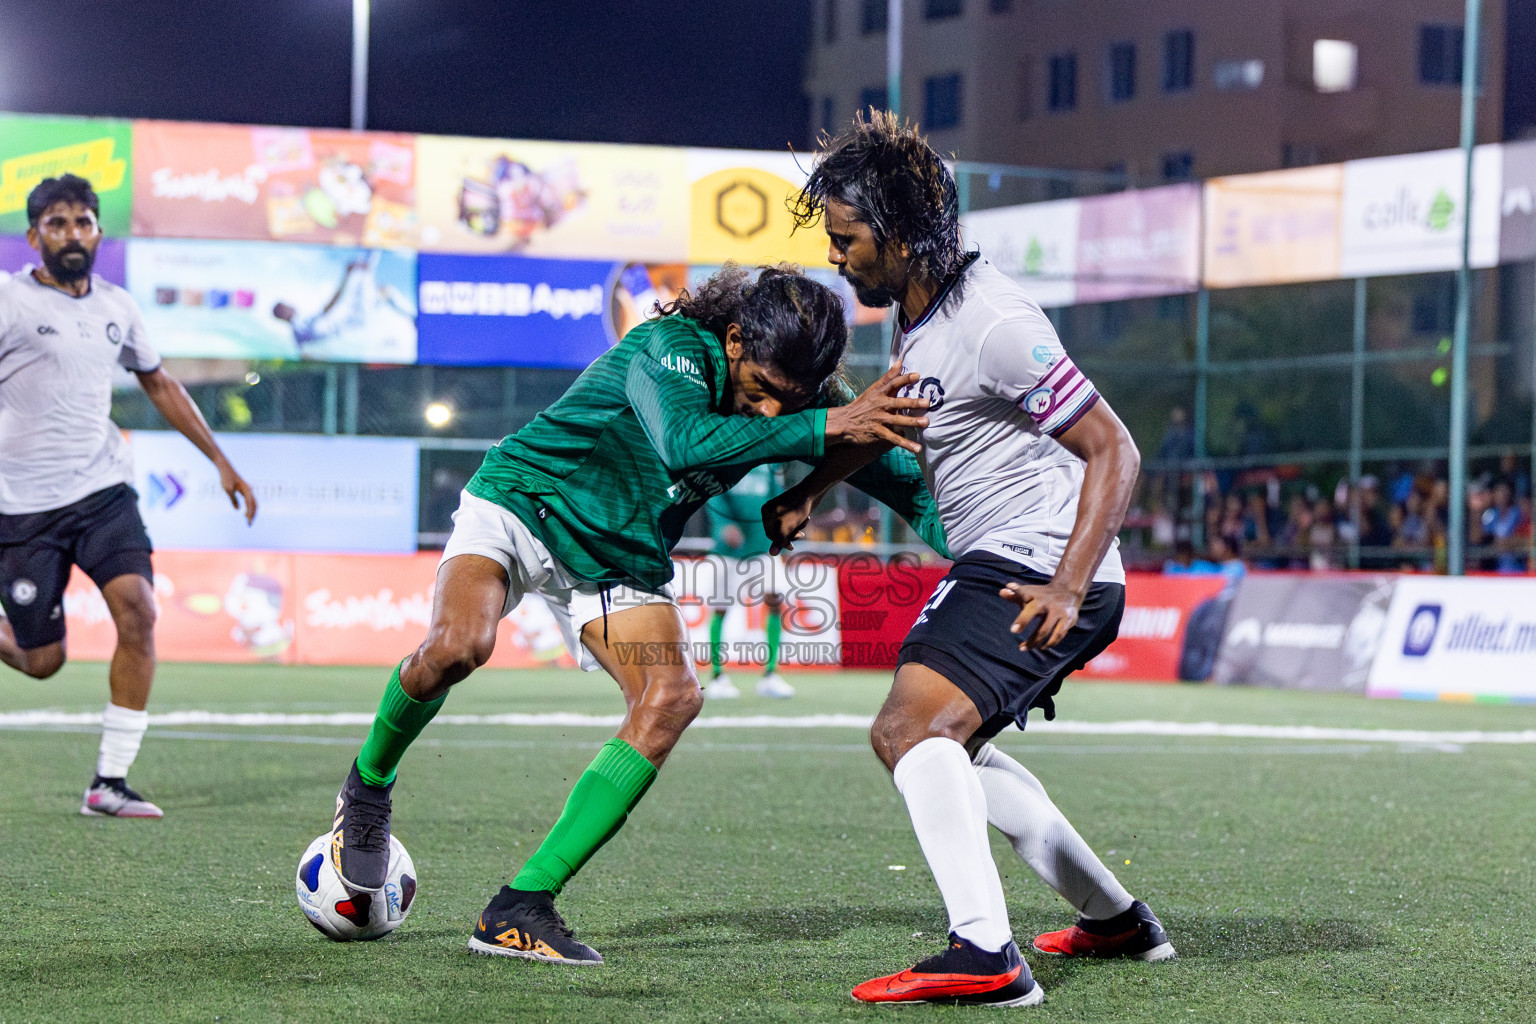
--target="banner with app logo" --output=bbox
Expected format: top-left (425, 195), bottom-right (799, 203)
top-left (129, 431), bottom-right (419, 554)
top-left (685, 149), bottom-right (827, 268)
top-left (962, 197), bottom-right (1081, 308)
top-left (1203, 165), bottom-right (1344, 288)
top-left (0, 235), bottom-right (126, 285)
top-left (1339, 146), bottom-right (1502, 277)
top-left (1367, 576), bottom-right (1536, 701)
top-left (416, 135), bottom-right (688, 261)
top-left (0, 115), bottom-right (133, 236)
top-left (131, 120), bottom-right (418, 247)
top-left (126, 238), bottom-right (417, 363)
top-left (1499, 139), bottom-right (1536, 263)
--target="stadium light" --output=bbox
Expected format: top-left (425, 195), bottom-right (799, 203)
top-left (351, 0), bottom-right (369, 131)
top-left (424, 402), bottom-right (452, 428)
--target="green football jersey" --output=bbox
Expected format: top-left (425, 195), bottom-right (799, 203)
top-left (466, 315), bottom-right (948, 591)
top-left (706, 464), bottom-right (786, 559)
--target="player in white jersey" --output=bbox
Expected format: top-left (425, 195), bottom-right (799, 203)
top-left (0, 174), bottom-right (258, 817)
top-left (772, 114), bottom-right (1174, 1007)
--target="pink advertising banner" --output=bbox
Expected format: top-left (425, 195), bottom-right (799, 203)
top-left (1074, 183), bottom-right (1201, 303)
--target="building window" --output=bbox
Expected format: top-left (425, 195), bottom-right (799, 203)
top-left (1163, 29), bottom-right (1194, 92)
top-left (1162, 150), bottom-right (1194, 181)
top-left (824, 0), bottom-right (839, 44)
top-left (1108, 42), bottom-right (1136, 102)
top-left (925, 0), bottom-right (963, 20)
top-left (859, 86), bottom-right (889, 116)
top-left (1313, 39), bottom-right (1359, 92)
top-left (1016, 58), bottom-right (1033, 121)
top-left (1214, 59), bottom-right (1265, 91)
top-left (1048, 53), bottom-right (1077, 111)
top-left (1283, 143), bottom-right (1322, 168)
top-left (989, 0), bottom-right (1014, 11)
top-left (1419, 23), bottom-right (1464, 85)
top-left (861, 0), bottom-right (887, 34)
top-left (821, 97), bottom-right (836, 137)
top-left (924, 73), bottom-right (964, 129)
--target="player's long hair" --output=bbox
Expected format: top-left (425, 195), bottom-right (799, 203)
top-left (790, 110), bottom-right (968, 286)
top-left (658, 262), bottom-right (849, 401)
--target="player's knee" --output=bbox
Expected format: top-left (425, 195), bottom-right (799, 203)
top-left (640, 667), bottom-right (704, 730)
top-left (113, 597), bottom-right (158, 649)
top-left (23, 646), bottom-right (66, 679)
top-left (420, 623), bottom-right (496, 683)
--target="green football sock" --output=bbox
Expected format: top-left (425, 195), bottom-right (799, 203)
top-left (356, 661), bottom-right (445, 787)
top-left (764, 607), bottom-right (782, 675)
top-left (709, 610), bottom-right (726, 678)
top-left (511, 738), bottom-right (658, 895)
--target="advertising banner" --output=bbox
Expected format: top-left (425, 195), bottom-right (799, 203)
top-left (1339, 145), bottom-right (1502, 277)
top-left (127, 238), bottom-right (417, 363)
top-left (1076, 183), bottom-right (1201, 303)
top-left (61, 551), bottom-right (575, 668)
top-left (416, 252), bottom-right (621, 367)
top-left (1499, 139), bottom-right (1536, 263)
top-left (962, 197), bottom-right (1080, 308)
top-left (131, 120), bottom-right (417, 247)
top-left (1078, 574), bottom-right (1231, 682)
top-left (129, 431), bottom-right (419, 554)
top-left (0, 235), bottom-right (125, 286)
top-left (416, 135), bottom-right (688, 261)
top-left (685, 148), bottom-right (827, 267)
top-left (1212, 574), bottom-right (1395, 692)
top-left (674, 554), bottom-right (842, 667)
top-left (0, 115), bottom-right (132, 236)
top-left (836, 554), bottom-right (950, 668)
top-left (1203, 164), bottom-right (1344, 288)
top-left (1367, 576), bottom-right (1536, 701)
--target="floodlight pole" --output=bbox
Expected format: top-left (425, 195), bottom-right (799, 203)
top-left (1446, 0), bottom-right (1480, 576)
top-left (886, 0), bottom-right (902, 118)
top-left (351, 0), bottom-right (370, 131)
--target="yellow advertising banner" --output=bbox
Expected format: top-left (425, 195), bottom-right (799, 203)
top-left (1203, 164), bottom-right (1343, 288)
top-left (686, 149), bottom-right (828, 267)
top-left (415, 135), bottom-right (688, 261)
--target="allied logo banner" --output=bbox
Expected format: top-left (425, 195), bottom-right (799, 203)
top-left (1367, 576), bottom-right (1536, 701)
top-left (131, 120), bottom-right (418, 247)
top-left (415, 135), bottom-right (688, 261)
top-left (0, 115), bottom-right (133, 236)
top-left (1203, 164), bottom-right (1344, 288)
top-left (129, 431), bottom-right (420, 555)
top-left (127, 238), bottom-right (417, 363)
top-left (1339, 145), bottom-right (1502, 277)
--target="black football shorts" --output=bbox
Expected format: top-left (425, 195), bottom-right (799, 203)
top-left (0, 484), bottom-right (154, 650)
top-left (897, 552), bottom-right (1125, 739)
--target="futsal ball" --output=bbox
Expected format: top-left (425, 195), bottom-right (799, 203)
top-left (295, 832), bottom-right (417, 941)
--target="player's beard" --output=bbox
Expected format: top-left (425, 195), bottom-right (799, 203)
top-left (840, 267), bottom-right (897, 308)
top-left (41, 241), bottom-right (95, 284)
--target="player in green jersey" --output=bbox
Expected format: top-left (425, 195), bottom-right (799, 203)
top-left (702, 463), bottom-right (796, 699)
top-left (325, 264), bottom-right (949, 964)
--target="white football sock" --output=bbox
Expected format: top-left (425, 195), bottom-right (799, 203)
top-left (97, 703), bottom-right (149, 779)
top-left (973, 742), bottom-right (1134, 922)
top-left (892, 737), bottom-right (1013, 952)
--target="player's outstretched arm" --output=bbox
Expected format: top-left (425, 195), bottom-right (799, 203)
top-left (135, 367), bottom-right (258, 525)
top-left (1000, 399), bottom-right (1138, 650)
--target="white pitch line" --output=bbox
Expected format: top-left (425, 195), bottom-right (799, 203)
top-left (0, 709), bottom-right (1534, 746)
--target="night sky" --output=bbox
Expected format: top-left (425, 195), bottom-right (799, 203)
top-left (0, 0), bottom-right (815, 150)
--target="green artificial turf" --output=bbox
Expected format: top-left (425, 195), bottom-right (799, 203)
top-left (2, 664), bottom-right (1534, 1023)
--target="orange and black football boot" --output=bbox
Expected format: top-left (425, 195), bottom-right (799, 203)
top-left (852, 933), bottom-right (1044, 1007)
top-left (1034, 899), bottom-right (1176, 961)
top-left (468, 886), bottom-right (603, 965)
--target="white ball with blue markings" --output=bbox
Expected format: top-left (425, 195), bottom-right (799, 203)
top-left (295, 832), bottom-right (417, 941)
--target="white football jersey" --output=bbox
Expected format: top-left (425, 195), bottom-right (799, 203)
top-left (0, 272), bottom-right (161, 515)
top-left (891, 256), bottom-right (1124, 584)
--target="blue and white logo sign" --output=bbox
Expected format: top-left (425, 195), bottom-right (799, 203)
top-left (1031, 344), bottom-right (1058, 367)
top-left (417, 252), bottom-right (620, 368)
top-left (1402, 603), bottom-right (1441, 657)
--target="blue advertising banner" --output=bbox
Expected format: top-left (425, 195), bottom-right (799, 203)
top-left (0, 235), bottom-right (126, 285)
top-left (416, 252), bottom-right (621, 367)
top-left (130, 431), bottom-right (419, 553)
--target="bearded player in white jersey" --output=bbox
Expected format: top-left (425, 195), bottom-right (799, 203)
top-left (0, 175), bottom-right (257, 817)
top-left (771, 114), bottom-right (1174, 1007)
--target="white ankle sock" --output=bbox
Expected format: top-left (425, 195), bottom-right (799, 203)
top-left (973, 742), bottom-right (1134, 922)
top-left (892, 737), bottom-right (1013, 952)
top-left (97, 703), bottom-right (149, 779)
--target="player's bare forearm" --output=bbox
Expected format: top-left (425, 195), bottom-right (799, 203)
top-left (135, 367), bottom-right (259, 523)
top-left (801, 441), bottom-right (890, 504)
top-left (1050, 400), bottom-right (1140, 597)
